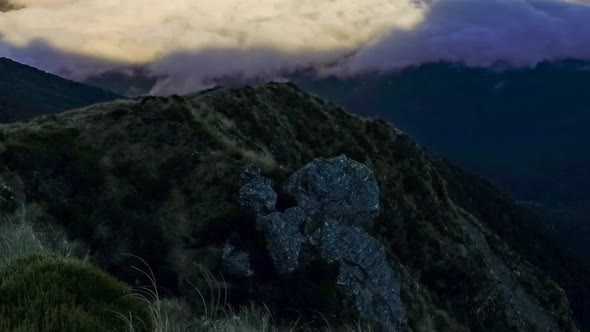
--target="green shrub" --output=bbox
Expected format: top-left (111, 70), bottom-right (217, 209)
top-left (0, 254), bottom-right (153, 332)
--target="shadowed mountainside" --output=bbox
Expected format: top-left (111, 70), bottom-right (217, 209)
top-left (0, 57), bottom-right (122, 123)
top-left (295, 64), bottom-right (590, 316)
top-left (0, 83), bottom-right (586, 331)
top-left (296, 60), bottom-right (590, 204)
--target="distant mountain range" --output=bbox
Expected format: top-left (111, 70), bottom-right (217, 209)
top-left (0, 57), bottom-right (121, 123)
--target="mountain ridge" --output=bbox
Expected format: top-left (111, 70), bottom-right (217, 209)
top-left (0, 57), bottom-right (122, 123)
top-left (295, 60), bottom-right (590, 204)
top-left (0, 82), bottom-right (584, 331)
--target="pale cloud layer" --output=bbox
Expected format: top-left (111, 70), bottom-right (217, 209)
top-left (1, 0), bottom-right (590, 94)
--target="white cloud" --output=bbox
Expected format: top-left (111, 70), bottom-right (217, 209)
top-left (1, 0), bottom-right (590, 94)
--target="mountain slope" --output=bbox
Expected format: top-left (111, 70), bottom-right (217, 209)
top-left (296, 61), bottom-right (590, 204)
top-left (0, 57), bottom-right (122, 123)
top-left (0, 83), bottom-right (583, 331)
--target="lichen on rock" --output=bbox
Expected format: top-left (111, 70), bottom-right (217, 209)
top-left (285, 154), bottom-right (380, 226)
top-left (237, 164), bottom-right (277, 214)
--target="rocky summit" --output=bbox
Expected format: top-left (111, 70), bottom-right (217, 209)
top-left (0, 83), bottom-right (584, 331)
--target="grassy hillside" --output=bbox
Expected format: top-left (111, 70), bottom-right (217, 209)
top-left (0, 83), bottom-right (584, 331)
top-left (0, 57), bottom-right (122, 123)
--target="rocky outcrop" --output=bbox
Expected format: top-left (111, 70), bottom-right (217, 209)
top-left (308, 222), bottom-right (406, 332)
top-left (223, 155), bottom-right (406, 331)
top-left (256, 208), bottom-right (306, 275)
top-left (285, 155), bottom-right (380, 226)
top-left (237, 165), bottom-right (277, 215)
top-left (221, 243), bottom-right (254, 278)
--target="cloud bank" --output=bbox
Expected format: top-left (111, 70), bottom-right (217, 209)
top-left (1, 0), bottom-right (590, 94)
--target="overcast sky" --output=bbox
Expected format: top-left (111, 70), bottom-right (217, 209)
top-left (2, 0), bottom-right (590, 94)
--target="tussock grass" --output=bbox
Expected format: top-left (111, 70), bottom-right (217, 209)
top-left (121, 255), bottom-right (374, 332)
top-left (0, 202), bottom-right (149, 331)
top-left (0, 254), bottom-right (153, 332)
top-left (0, 203), bottom-right (375, 332)
top-left (0, 204), bottom-right (45, 268)
top-left (121, 255), bottom-right (213, 332)
top-left (0, 203), bottom-right (89, 268)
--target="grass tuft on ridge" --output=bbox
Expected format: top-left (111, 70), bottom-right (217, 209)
top-left (0, 254), bottom-right (153, 332)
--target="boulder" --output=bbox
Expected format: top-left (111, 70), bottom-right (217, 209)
top-left (285, 154), bottom-right (380, 226)
top-left (256, 207), bottom-right (307, 275)
top-left (309, 222), bottom-right (406, 331)
top-left (230, 155), bottom-right (406, 331)
top-left (237, 165), bottom-right (277, 214)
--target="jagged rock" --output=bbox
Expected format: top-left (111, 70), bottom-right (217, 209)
top-left (235, 156), bottom-right (406, 331)
top-left (221, 243), bottom-right (254, 278)
top-left (237, 165), bottom-right (277, 214)
top-left (309, 222), bottom-right (406, 332)
top-left (256, 207), bottom-right (307, 275)
top-left (285, 155), bottom-right (380, 226)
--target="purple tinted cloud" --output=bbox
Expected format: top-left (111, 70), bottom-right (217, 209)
top-left (1, 0), bottom-right (590, 94)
